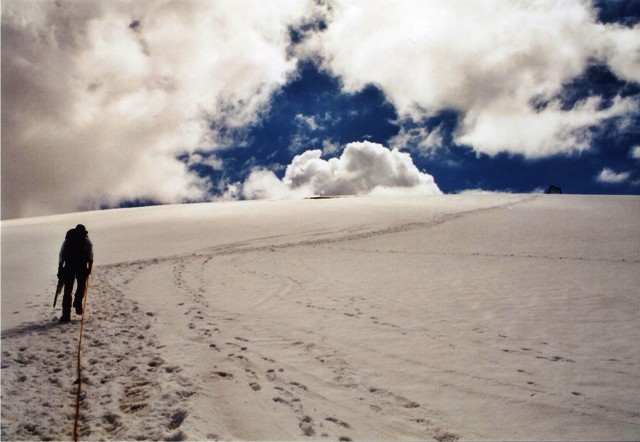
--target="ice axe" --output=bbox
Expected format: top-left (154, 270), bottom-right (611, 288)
top-left (53, 278), bottom-right (64, 308)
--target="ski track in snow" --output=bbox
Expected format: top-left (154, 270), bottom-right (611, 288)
top-left (2, 194), bottom-right (639, 440)
top-left (2, 197), bottom-right (508, 441)
top-left (1, 261), bottom-right (197, 441)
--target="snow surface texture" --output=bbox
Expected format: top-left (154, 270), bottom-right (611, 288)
top-left (2, 194), bottom-right (639, 440)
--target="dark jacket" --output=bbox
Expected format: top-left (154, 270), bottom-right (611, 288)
top-left (59, 230), bottom-right (93, 274)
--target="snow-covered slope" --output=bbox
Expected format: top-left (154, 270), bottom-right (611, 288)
top-left (2, 194), bottom-right (639, 440)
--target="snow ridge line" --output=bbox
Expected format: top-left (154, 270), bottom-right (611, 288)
top-left (197, 194), bottom-right (541, 256)
top-left (98, 195), bottom-right (539, 273)
top-left (327, 247), bottom-right (640, 264)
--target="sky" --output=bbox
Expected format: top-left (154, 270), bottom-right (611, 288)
top-left (2, 0), bottom-right (640, 219)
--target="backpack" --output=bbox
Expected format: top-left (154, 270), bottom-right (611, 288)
top-left (61, 230), bottom-right (90, 269)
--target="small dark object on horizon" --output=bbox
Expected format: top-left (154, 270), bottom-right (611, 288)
top-left (129, 19), bottom-right (141, 31)
top-left (545, 185), bottom-right (563, 194)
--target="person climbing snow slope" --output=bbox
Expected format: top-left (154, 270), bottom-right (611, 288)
top-left (57, 224), bottom-right (93, 323)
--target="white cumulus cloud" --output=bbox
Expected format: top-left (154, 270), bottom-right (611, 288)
top-left (457, 96), bottom-right (638, 158)
top-left (242, 142), bottom-right (441, 199)
top-left (1, 0), bottom-right (315, 218)
top-left (389, 125), bottom-right (445, 155)
top-left (3, 0), bottom-right (639, 218)
top-left (596, 168), bottom-right (632, 184)
top-left (303, 0), bottom-right (640, 158)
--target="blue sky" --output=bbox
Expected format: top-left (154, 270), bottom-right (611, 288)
top-left (2, 0), bottom-right (640, 218)
top-left (192, 60), bottom-right (640, 196)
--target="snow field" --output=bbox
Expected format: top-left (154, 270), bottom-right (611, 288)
top-left (2, 194), bottom-right (639, 440)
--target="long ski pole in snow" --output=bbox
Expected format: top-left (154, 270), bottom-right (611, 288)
top-left (73, 275), bottom-right (90, 441)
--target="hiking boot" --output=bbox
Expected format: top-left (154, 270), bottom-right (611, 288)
top-left (74, 298), bottom-right (83, 315)
top-left (59, 315), bottom-right (71, 323)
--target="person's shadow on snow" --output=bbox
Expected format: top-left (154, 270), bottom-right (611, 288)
top-left (1, 319), bottom-right (63, 340)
